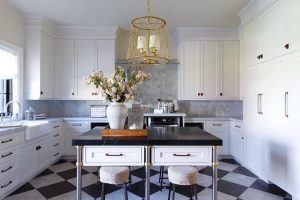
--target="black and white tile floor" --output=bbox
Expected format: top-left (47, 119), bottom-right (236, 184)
top-left (5, 159), bottom-right (292, 200)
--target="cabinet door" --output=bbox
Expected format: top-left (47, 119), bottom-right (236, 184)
top-left (37, 138), bottom-right (51, 170)
top-left (19, 145), bottom-right (37, 180)
top-left (287, 0), bottom-right (300, 53)
top-left (261, 59), bottom-right (287, 189)
top-left (201, 41), bottom-right (218, 98)
top-left (205, 128), bottom-right (228, 155)
top-left (97, 40), bottom-right (115, 75)
top-left (230, 130), bottom-right (244, 163)
top-left (64, 132), bottom-right (83, 156)
top-left (76, 40), bottom-right (98, 99)
top-left (178, 41), bottom-right (201, 99)
top-left (219, 41), bottom-right (240, 99)
top-left (286, 52), bottom-right (300, 198)
top-left (243, 67), bottom-right (266, 179)
top-left (54, 39), bottom-right (75, 98)
top-left (40, 32), bottom-right (54, 99)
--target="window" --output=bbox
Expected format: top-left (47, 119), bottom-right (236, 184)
top-left (0, 79), bottom-right (13, 115)
top-left (0, 41), bottom-right (22, 117)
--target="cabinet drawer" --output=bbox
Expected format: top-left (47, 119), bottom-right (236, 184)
top-left (83, 146), bottom-right (144, 166)
top-left (64, 122), bottom-right (90, 132)
top-left (0, 173), bottom-right (18, 197)
top-left (0, 159), bottom-right (18, 180)
top-left (205, 121), bottom-right (229, 130)
top-left (0, 132), bottom-right (23, 150)
top-left (152, 146), bottom-right (212, 166)
top-left (231, 121), bottom-right (244, 132)
top-left (0, 147), bottom-right (19, 165)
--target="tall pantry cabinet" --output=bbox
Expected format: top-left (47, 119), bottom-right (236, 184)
top-left (241, 0), bottom-right (300, 198)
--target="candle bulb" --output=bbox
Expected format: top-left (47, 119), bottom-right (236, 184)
top-left (149, 35), bottom-right (160, 51)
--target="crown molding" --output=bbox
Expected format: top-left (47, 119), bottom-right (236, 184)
top-left (25, 14), bottom-right (56, 37)
top-left (175, 27), bottom-right (239, 40)
top-left (238, 0), bottom-right (278, 27)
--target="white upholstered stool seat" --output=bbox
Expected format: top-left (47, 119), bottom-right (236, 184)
top-left (100, 166), bottom-right (130, 185)
top-left (168, 166), bottom-right (198, 185)
top-left (99, 166), bottom-right (130, 200)
top-left (168, 166), bottom-right (199, 200)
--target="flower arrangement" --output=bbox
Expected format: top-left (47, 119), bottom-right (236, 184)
top-left (86, 66), bottom-right (151, 103)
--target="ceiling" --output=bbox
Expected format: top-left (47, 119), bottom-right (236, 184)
top-left (7, 0), bottom-right (250, 30)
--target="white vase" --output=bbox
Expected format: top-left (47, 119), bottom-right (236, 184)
top-left (106, 102), bottom-right (128, 129)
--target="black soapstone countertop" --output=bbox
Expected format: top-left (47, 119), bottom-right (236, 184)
top-left (72, 127), bottom-right (222, 146)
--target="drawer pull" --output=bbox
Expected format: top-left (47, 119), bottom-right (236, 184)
top-left (54, 153), bottom-right (59, 157)
top-left (213, 123), bottom-right (222, 126)
top-left (1, 139), bottom-right (13, 144)
top-left (72, 123), bottom-right (82, 127)
top-left (173, 153), bottom-right (191, 157)
top-left (1, 181), bottom-right (12, 189)
top-left (53, 134), bottom-right (59, 137)
top-left (1, 166), bottom-right (12, 173)
top-left (54, 125), bottom-right (60, 128)
top-left (1, 152), bottom-right (13, 158)
top-left (53, 143), bottom-right (59, 147)
top-left (36, 145), bottom-right (42, 151)
top-left (105, 153), bottom-right (123, 157)
top-left (235, 125), bottom-right (241, 128)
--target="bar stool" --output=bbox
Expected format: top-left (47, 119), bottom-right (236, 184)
top-left (99, 166), bottom-right (130, 200)
top-left (168, 166), bottom-right (198, 200)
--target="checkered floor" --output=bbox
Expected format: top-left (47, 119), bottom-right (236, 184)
top-left (5, 159), bottom-right (292, 200)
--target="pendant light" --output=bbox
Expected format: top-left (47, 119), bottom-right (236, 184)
top-left (126, 0), bottom-right (170, 65)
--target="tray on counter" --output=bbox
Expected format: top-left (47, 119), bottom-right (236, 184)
top-left (102, 125), bottom-right (147, 137)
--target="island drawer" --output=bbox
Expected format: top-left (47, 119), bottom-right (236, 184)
top-left (152, 146), bottom-right (212, 166)
top-left (0, 159), bottom-right (18, 180)
top-left (0, 132), bottom-right (23, 150)
top-left (0, 147), bottom-right (19, 166)
top-left (83, 146), bottom-right (144, 166)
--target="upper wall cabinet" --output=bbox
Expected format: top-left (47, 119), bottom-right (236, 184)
top-left (178, 40), bottom-right (240, 100)
top-left (24, 29), bottom-right (55, 100)
top-left (243, 0), bottom-right (300, 68)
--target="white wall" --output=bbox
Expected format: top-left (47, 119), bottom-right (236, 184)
top-left (0, 0), bottom-right (25, 47)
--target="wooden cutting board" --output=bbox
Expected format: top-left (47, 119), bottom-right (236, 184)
top-left (102, 126), bottom-right (148, 137)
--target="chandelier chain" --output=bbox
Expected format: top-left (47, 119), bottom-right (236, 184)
top-left (147, 0), bottom-right (151, 16)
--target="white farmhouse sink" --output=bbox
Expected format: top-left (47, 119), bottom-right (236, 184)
top-left (22, 120), bottom-right (51, 141)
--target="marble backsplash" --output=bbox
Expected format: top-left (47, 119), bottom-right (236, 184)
top-left (23, 64), bottom-right (243, 118)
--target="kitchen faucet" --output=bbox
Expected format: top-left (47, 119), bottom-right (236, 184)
top-left (5, 101), bottom-right (21, 121)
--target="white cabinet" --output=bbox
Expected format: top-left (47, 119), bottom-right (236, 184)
top-left (64, 122), bottom-right (90, 156)
top-left (76, 40), bottom-right (98, 99)
top-left (178, 40), bottom-right (239, 100)
top-left (36, 137), bottom-right (52, 170)
top-left (54, 39), bottom-right (115, 100)
top-left (230, 120), bottom-right (244, 164)
top-left (204, 121), bottom-right (229, 155)
top-left (219, 41), bottom-right (240, 99)
top-left (25, 30), bottom-right (54, 99)
top-left (54, 39), bottom-right (76, 99)
top-left (286, 0), bottom-right (300, 54)
top-left (20, 144), bottom-right (37, 180)
top-left (285, 52), bottom-right (300, 198)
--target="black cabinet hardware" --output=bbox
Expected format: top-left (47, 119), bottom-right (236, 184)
top-left (1, 166), bottom-right (12, 173)
top-left (173, 153), bottom-right (191, 157)
top-left (1, 181), bottom-right (12, 188)
top-left (36, 145), bottom-right (42, 151)
top-left (1, 152), bottom-right (13, 158)
top-left (105, 153), bottom-right (123, 157)
top-left (285, 43), bottom-right (290, 49)
top-left (1, 139), bottom-right (13, 144)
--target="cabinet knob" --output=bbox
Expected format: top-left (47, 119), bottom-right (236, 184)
top-left (40, 91), bottom-right (43, 95)
top-left (220, 93), bottom-right (223, 96)
top-left (72, 92), bottom-right (74, 95)
top-left (95, 93), bottom-right (98, 95)
top-left (257, 55), bottom-right (260, 60)
top-left (285, 43), bottom-right (290, 50)
top-left (201, 92), bottom-right (204, 96)
top-left (197, 92), bottom-right (200, 96)
top-left (92, 93), bottom-right (94, 96)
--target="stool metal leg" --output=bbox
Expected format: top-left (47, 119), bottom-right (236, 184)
top-left (194, 185), bottom-right (198, 200)
top-left (172, 184), bottom-right (176, 200)
top-left (168, 183), bottom-right (172, 200)
top-left (124, 183), bottom-right (128, 200)
top-left (96, 166), bottom-right (100, 185)
top-left (190, 185), bottom-right (194, 200)
top-left (101, 183), bottom-right (105, 200)
top-left (128, 167), bottom-right (132, 187)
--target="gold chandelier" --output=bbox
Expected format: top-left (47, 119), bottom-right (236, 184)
top-left (126, 0), bottom-right (170, 65)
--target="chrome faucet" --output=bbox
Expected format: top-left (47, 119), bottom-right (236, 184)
top-left (5, 101), bottom-right (21, 121)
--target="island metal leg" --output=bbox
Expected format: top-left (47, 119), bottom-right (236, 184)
top-left (76, 146), bottom-right (83, 200)
top-left (212, 146), bottom-right (218, 200)
top-left (145, 146), bottom-right (151, 200)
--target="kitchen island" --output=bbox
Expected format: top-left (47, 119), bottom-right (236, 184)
top-left (72, 127), bottom-right (222, 200)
